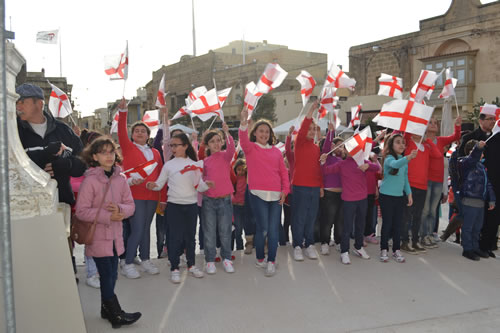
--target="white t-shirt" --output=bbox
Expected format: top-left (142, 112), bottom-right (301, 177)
top-left (29, 118), bottom-right (47, 138)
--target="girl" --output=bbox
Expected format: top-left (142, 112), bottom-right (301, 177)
top-left (239, 108), bottom-right (290, 277)
top-left (117, 98), bottom-right (165, 279)
top-left (201, 123), bottom-right (236, 274)
top-left (147, 133), bottom-right (213, 283)
top-left (379, 134), bottom-right (417, 263)
top-left (75, 137), bottom-right (140, 329)
top-left (232, 158), bottom-right (247, 252)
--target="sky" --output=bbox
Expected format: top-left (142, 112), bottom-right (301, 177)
top-left (6, 0), bottom-right (497, 116)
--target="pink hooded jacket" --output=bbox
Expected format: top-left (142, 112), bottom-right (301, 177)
top-left (75, 166), bottom-right (135, 258)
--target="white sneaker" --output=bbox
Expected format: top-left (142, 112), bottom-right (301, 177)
top-left (188, 266), bottom-right (204, 278)
top-left (206, 262), bottom-right (216, 275)
top-left (353, 247), bottom-right (370, 259)
top-left (121, 263), bottom-right (140, 279)
top-left (86, 275), bottom-right (100, 289)
top-left (380, 249), bottom-right (389, 262)
top-left (223, 259), bottom-right (235, 273)
top-left (133, 257), bottom-right (142, 265)
top-left (140, 260), bottom-right (160, 275)
top-left (119, 259), bottom-right (126, 268)
top-left (320, 243), bottom-right (330, 255)
top-left (265, 262), bottom-right (276, 277)
top-left (392, 250), bottom-right (406, 263)
top-left (255, 259), bottom-right (267, 269)
top-left (293, 246), bottom-right (304, 261)
top-left (305, 245), bottom-right (318, 259)
top-left (329, 240), bottom-right (335, 246)
top-left (170, 269), bottom-right (181, 284)
top-left (341, 252), bottom-right (351, 265)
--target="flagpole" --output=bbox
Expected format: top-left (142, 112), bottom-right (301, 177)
top-left (485, 130), bottom-right (498, 143)
top-left (207, 115), bottom-right (217, 131)
top-left (58, 27), bottom-right (62, 76)
top-left (453, 94), bottom-right (460, 118)
top-left (190, 116), bottom-right (196, 131)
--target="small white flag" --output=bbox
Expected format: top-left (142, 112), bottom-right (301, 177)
top-left (36, 30), bottom-right (58, 44)
top-left (48, 83), bottom-right (72, 118)
top-left (104, 41), bottom-right (128, 80)
top-left (155, 74), bottom-right (167, 108)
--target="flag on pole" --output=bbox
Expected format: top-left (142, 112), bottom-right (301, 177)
top-left (377, 99), bottom-right (434, 136)
top-left (438, 68), bottom-right (457, 99)
top-left (155, 74), bottom-right (167, 107)
top-left (326, 63), bottom-right (356, 90)
top-left (142, 110), bottom-right (159, 128)
top-left (36, 30), bottom-right (59, 44)
top-left (344, 126), bottom-right (373, 166)
top-left (318, 86), bottom-right (338, 119)
top-left (217, 87), bottom-right (232, 108)
top-left (446, 143), bottom-right (457, 157)
top-left (480, 103), bottom-right (500, 120)
top-left (243, 82), bottom-right (262, 118)
top-left (492, 119), bottom-right (500, 135)
top-left (110, 111), bottom-right (119, 133)
top-left (348, 104), bottom-right (362, 129)
top-left (296, 70), bottom-right (316, 106)
top-left (255, 63), bottom-right (288, 95)
top-left (186, 86), bottom-right (208, 106)
top-left (172, 106), bottom-right (190, 120)
top-left (378, 73), bottom-right (403, 99)
top-left (188, 88), bottom-right (224, 122)
top-left (48, 83), bottom-right (72, 118)
top-left (409, 69), bottom-right (441, 103)
top-left (104, 41), bottom-right (128, 80)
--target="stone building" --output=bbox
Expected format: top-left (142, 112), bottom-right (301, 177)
top-left (345, 0), bottom-right (500, 126)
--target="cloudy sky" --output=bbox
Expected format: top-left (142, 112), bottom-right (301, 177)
top-left (6, 0), bottom-right (496, 116)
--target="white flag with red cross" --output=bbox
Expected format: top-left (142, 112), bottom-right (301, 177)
top-left (345, 126), bottom-right (373, 166)
top-left (378, 73), bottom-right (403, 99)
top-left (48, 83), bottom-right (72, 118)
top-left (217, 87), bottom-right (232, 108)
top-left (172, 106), bottom-right (190, 120)
top-left (377, 99), bottom-right (434, 136)
top-left (296, 70), bottom-right (316, 106)
top-left (480, 103), bottom-right (500, 120)
top-left (256, 63), bottom-right (288, 95)
top-left (348, 104), bottom-right (362, 129)
top-left (326, 63), bottom-right (356, 91)
top-left (438, 68), bottom-right (457, 99)
top-left (409, 69), bottom-right (441, 103)
top-left (123, 160), bottom-right (158, 180)
top-left (446, 143), bottom-right (457, 157)
top-left (318, 86), bottom-right (338, 119)
top-left (492, 120), bottom-right (500, 135)
top-left (244, 81), bottom-right (262, 118)
top-left (104, 41), bottom-right (128, 80)
top-left (155, 74), bottom-right (167, 108)
top-left (172, 86), bottom-right (208, 120)
top-left (110, 111), bottom-right (119, 133)
top-left (142, 110), bottom-right (159, 128)
top-left (188, 88), bottom-right (224, 122)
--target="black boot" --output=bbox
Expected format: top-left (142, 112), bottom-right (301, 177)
top-left (102, 295), bottom-right (141, 329)
top-left (441, 215), bottom-right (463, 242)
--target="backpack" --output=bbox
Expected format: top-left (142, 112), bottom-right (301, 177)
top-left (448, 150), bottom-right (465, 194)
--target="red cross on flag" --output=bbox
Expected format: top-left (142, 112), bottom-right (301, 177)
top-left (110, 111), bottom-right (119, 133)
top-left (410, 70), bottom-right (440, 103)
top-left (188, 88), bottom-right (224, 122)
top-left (172, 106), bottom-right (190, 120)
top-left (123, 160), bottom-right (158, 180)
top-left (446, 143), bottom-right (457, 157)
top-left (438, 68), bottom-right (457, 99)
top-left (378, 73), bottom-right (403, 99)
top-left (142, 110), bottom-right (159, 128)
top-left (104, 41), bottom-right (128, 80)
top-left (348, 104), bottom-right (362, 129)
top-left (155, 74), bottom-right (167, 108)
top-left (326, 63), bottom-right (356, 91)
top-left (480, 103), bottom-right (500, 120)
top-left (318, 86), bottom-right (338, 119)
top-left (172, 86), bottom-right (208, 120)
top-left (256, 63), bottom-right (288, 95)
top-left (217, 87), bottom-right (232, 108)
top-left (296, 70), bottom-right (316, 106)
top-left (244, 82), bottom-right (262, 118)
top-left (345, 126), bottom-right (373, 166)
top-left (377, 99), bottom-right (435, 136)
top-left (48, 83), bottom-right (72, 118)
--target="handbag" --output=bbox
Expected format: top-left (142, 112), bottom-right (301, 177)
top-left (70, 181), bottom-right (111, 245)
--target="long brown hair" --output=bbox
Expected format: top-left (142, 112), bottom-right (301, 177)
top-left (249, 120), bottom-right (276, 145)
top-left (80, 136), bottom-right (122, 167)
top-left (382, 133), bottom-right (404, 176)
top-left (172, 133), bottom-right (198, 161)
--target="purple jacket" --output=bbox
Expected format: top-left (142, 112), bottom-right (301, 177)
top-left (321, 130), bottom-right (342, 189)
top-left (75, 166), bottom-right (135, 258)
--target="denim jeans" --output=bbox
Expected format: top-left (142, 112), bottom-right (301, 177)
top-left (282, 197), bottom-right (292, 243)
top-left (125, 200), bottom-right (157, 264)
top-left (155, 213), bottom-right (168, 257)
top-left (291, 185), bottom-right (320, 248)
top-left (341, 199), bottom-right (367, 253)
top-left (93, 246), bottom-right (118, 301)
top-left (364, 194), bottom-right (376, 236)
top-left (167, 202), bottom-right (198, 271)
top-left (248, 192), bottom-right (282, 262)
top-left (232, 204), bottom-right (245, 250)
top-left (402, 187), bottom-right (427, 243)
top-left (197, 206), bottom-right (204, 250)
top-left (420, 181), bottom-right (443, 237)
top-left (379, 194), bottom-right (405, 252)
top-left (319, 191), bottom-right (343, 245)
top-left (85, 255), bottom-right (97, 278)
top-left (202, 196), bottom-right (233, 262)
top-left (244, 187), bottom-right (256, 236)
top-left (462, 203), bottom-right (485, 252)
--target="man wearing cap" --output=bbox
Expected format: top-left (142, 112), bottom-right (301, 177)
top-left (15, 83), bottom-right (86, 205)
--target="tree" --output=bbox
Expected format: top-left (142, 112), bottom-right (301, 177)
top-left (469, 97), bottom-right (500, 127)
top-left (250, 94), bottom-right (277, 123)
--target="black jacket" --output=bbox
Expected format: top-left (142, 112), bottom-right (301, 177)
top-left (458, 127), bottom-right (489, 157)
top-left (17, 111), bottom-right (86, 205)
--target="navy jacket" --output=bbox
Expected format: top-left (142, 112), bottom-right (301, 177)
top-left (459, 144), bottom-right (496, 204)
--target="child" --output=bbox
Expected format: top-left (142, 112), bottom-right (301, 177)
top-left (232, 159), bottom-right (247, 252)
top-left (239, 108), bottom-right (290, 277)
top-left (75, 137), bottom-right (141, 329)
top-left (146, 133), bottom-right (213, 283)
top-left (201, 123), bottom-right (236, 274)
top-left (459, 140), bottom-right (496, 261)
top-left (379, 134), bottom-right (417, 263)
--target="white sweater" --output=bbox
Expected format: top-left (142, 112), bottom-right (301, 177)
top-left (152, 157), bottom-right (208, 204)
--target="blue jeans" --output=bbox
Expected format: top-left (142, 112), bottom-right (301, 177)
top-left (420, 181), bottom-right (443, 237)
top-left (119, 218), bottom-right (131, 260)
top-left (291, 185), bottom-right (320, 248)
top-left (167, 202), bottom-right (198, 271)
top-left (93, 247), bottom-right (118, 301)
top-left (85, 255), bottom-right (97, 278)
top-left (202, 196), bottom-right (233, 262)
top-left (248, 192), bottom-right (282, 262)
top-left (125, 200), bottom-right (157, 264)
top-left (244, 187), bottom-right (256, 235)
top-left (341, 199), bottom-right (367, 253)
top-left (232, 204), bottom-right (245, 250)
top-left (197, 206), bottom-right (204, 250)
top-left (379, 194), bottom-right (405, 252)
top-left (461, 203), bottom-right (485, 252)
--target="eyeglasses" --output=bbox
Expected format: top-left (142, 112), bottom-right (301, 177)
top-left (169, 143), bottom-right (184, 148)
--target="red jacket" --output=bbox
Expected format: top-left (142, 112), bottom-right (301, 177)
top-left (404, 133), bottom-right (441, 190)
top-left (292, 117), bottom-right (323, 187)
top-left (427, 125), bottom-right (461, 183)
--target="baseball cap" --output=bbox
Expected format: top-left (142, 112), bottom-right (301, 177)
top-left (16, 83), bottom-right (44, 100)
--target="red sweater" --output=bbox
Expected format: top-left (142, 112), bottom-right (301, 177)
top-left (427, 125), bottom-right (461, 183)
top-left (292, 117), bottom-right (323, 187)
top-left (118, 109), bottom-right (166, 202)
top-left (404, 133), bottom-right (441, 190)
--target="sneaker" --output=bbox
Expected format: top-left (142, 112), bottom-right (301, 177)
top-left (320, 243), bottom-right (330, 256)
top-left (353, 247), bottom-right (370, 259)
top-left (421, 236), bottom-right (433, 249)
top-left (432, 232), bottom-right (441, 243)
top-left (255, 259), bottom-right (267, 269)
top-left (223, 259), bottom-right (235, 273)
top-left (265, 262), bottom-right (276, 277)
top-left (305, 245), bottom-right (318, 260)
top-left (133, 257), bottom-right (141, 265)
top-left (206, 262), bottom-right (216, 274)
top-left (392, 250), bottom-right (406, 263)
top-left (341, 252), bottom-right (351, 265)
top-left (86, 275), bottom-right (100, 289)
top-left (401, 241), bottom-right (417, 254)
top-left (188, 266), bottom-right (204, 278)
top-left (160, 246), bottom-right (168, 258)
top-left (380, 249), bottom-right (389, 262)
top-left (365, 234), bottom-right (379, 245)
top-left (462, 250), bottom-right (480, 261)
top-left (140, 260), bottom-right (160, 275)
top-left (119, 259), bottom-right (126, 268)
top-left (335, 243), bottom-right (341, 252)
top-left (412, 242), bottom-right (427, 253)
top-left (170, 269), bottom-right (181, 284)
top-left (121, 264), bottom-right (140, 279)
top-left (293, 246), bottom-right (304, 261)
top-left (180, 254), bottom-right (187, 267)
top-left (428, 237), bottom-right (438, 248)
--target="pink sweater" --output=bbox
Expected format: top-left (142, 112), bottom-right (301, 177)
top-left (239, 127), bottom-right (290, 195)
top-left (203, 135), bottom-right (236, 198)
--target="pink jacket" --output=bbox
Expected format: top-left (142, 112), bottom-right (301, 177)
top-left (75, 166), bottom-right (135, 258)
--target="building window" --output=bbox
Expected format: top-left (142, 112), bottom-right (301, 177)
top-left (422, 54), bottom-right (473, 88)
